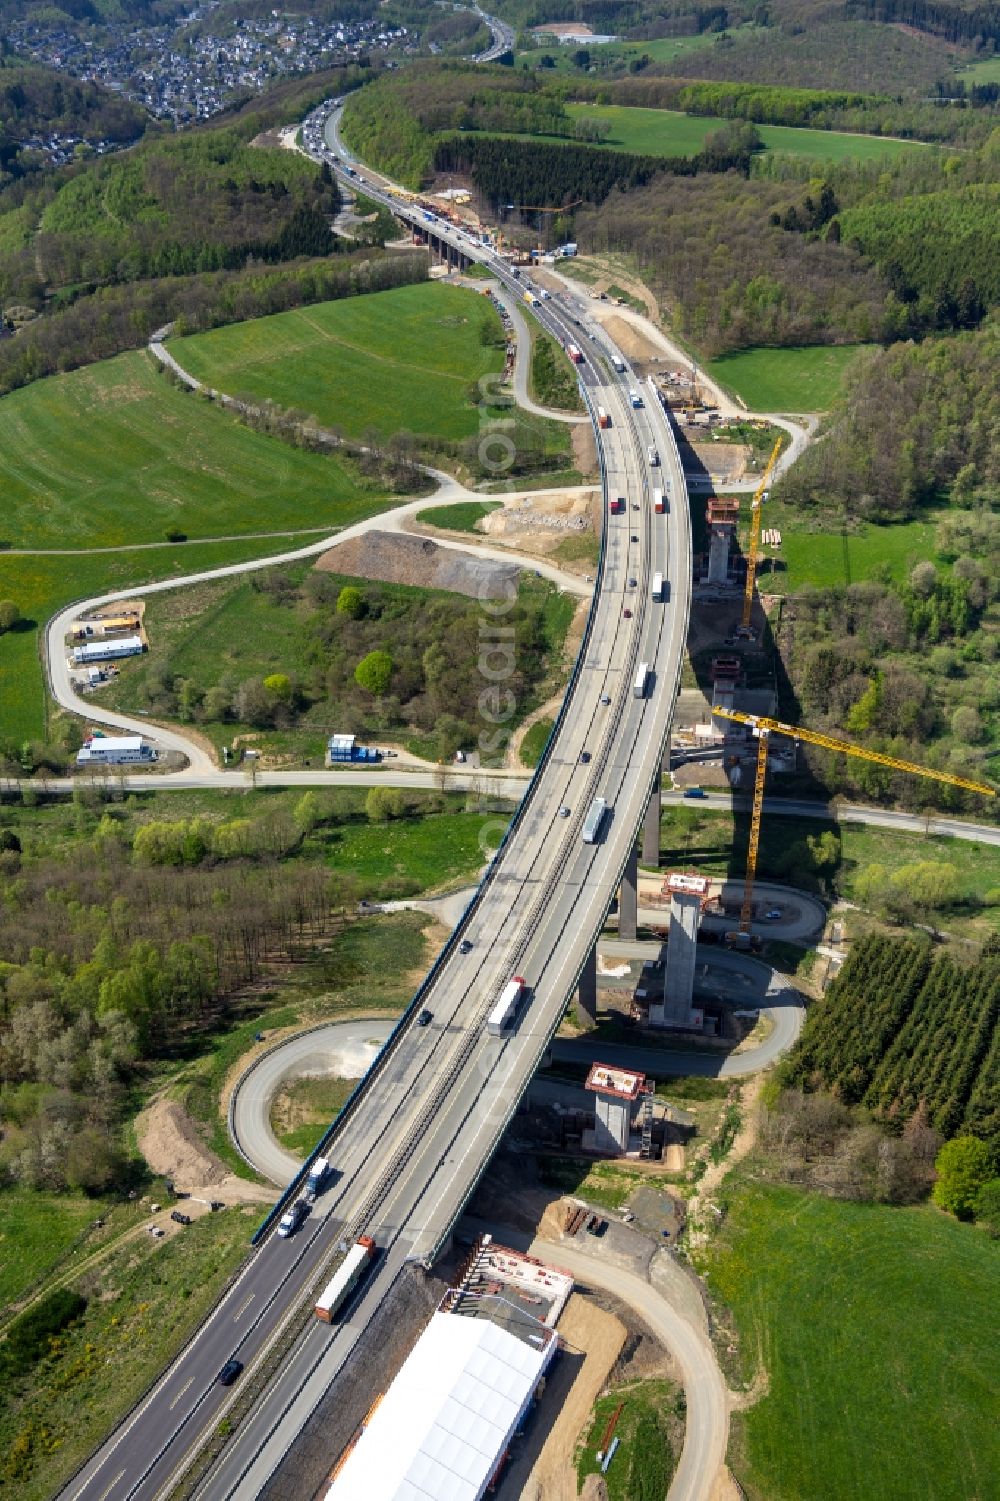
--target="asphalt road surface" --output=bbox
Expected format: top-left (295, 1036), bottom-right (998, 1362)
top-left (62, 98), bottom-right (696, 1501)
top-left (228, 947), bottom-right (804, 1188)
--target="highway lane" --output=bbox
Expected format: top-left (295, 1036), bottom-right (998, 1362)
top-left (229, 945), bottom-right (805, 1188)
top-left (188, 205), bottom-right (697, 1492)
top-left (194, 133), bottom-right (696, 1493)
top-left (61, 111), bottom-right (694, 1501)
top-left (472, 8), bottom-right (517, 63)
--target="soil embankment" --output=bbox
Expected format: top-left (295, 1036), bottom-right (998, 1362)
top-left (315, 529), bottom-right (520, 599)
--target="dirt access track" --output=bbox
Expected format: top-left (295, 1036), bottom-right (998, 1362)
top-left (137, 1096), bottom-right (277, 1209)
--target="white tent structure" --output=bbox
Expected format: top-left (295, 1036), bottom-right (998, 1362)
top-left (326, 1309), bottom-right (556, 1501)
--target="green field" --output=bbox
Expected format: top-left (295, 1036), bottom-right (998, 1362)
top-left (519, 716), bottom-right (553, 767)
top-left (706, 344), bottom-right (872, 411)
top-left (0, 1209), bottom-right (253, 1500)
top-left (564, 103), bottom-right (927, 162)
top-left (760, 510), bottom-right (942, 592)
top-left (0, 535), bottom-right (320, 744)
top-left (417, 500), bottom-right (502, 532)
top-left (273, 1076), bottom-right (357, 1156)
top-left (0, 1191), bottom-right (113, 1309)
top-left (0, 351), bottom-right (387, 553)
top-left (577, 1379), bottom-right (678, 1500)
top-left (706, 1179), bottom-right (1000, 1501)
top-left (958, 55), bottom-right (1000, 84)
top-left (323, 808), bottom-right (499, 894)
top-left (172, 283), bottom-right (503, 443)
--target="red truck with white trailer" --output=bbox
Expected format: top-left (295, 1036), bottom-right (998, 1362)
top-left (314, 1236), bottom-right (376, 1323)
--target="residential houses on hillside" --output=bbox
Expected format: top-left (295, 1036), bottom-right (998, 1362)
top-left (10, 6), bottom-right (411, 129)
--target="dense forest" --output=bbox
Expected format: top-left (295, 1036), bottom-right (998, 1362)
top-left (100, 567), bottom-right (573, 766)
top-left (0, 793), bottom-right (393, 1193)
top-left (666, 18), bottom-right (959, 91)
top-left (0, 0), bottom-right (187, 23)
top-left (778, 320), bottom-right (1000, 519)
top-left (839, 184), bottom-right (1000, 315)
top-left (781, 934), bottom-right (999, 1157)
top-left (848, 0), bottom-right (1000, 47)
top-left (577, 170), bottom-right (893, 351)
top-left (4, 129), bottom-right (338, 300)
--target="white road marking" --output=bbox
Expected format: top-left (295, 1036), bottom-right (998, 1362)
top-left (168, 1377), bottom-right (194, 1412)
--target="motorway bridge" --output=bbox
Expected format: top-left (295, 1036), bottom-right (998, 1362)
top-left (61, 106), bottom-right (694, 1501)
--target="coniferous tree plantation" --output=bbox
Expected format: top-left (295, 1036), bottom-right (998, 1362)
top-left (781, 934), bottom-right (1000, 1157)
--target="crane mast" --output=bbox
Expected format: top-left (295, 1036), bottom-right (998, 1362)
top-left (739, 438), bottom-right (784, 634)
top-left (711, 708), bottom-right (996, 935)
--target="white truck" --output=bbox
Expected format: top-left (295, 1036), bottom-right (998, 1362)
top-left (487, 977), bottom-right (527, 1037)
top-left (304, 1155), bottom-right (330, 1204)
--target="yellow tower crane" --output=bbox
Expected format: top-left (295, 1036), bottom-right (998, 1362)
top-left (738, 437), bottom-right (784, 636)
top-left (712, 708), bottom-right (996, 937)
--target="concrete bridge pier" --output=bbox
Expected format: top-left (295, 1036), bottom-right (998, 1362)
top-left (577, 944), bottom-right (598, 1023)
top-left (618, 847), bottom-right (638, 941)
top-left (642, 780), bottom-right (662, 866)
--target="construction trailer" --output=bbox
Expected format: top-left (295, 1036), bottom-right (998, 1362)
top-left (72, 634), bottom-right (144, 666)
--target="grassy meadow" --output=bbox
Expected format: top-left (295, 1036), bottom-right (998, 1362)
top-left (0, 536), bottom-right (313, 743)
top-left (563, 103), bottom-right (928, 162)
top-left (417, 500), bottom-right (502, 532)
top-left (706, 344), bottom-right (872, 411)
top-left (750, 506), bottom-right (943, 592)
top-left (171, 282), bottom-right (503, 443)
top-left (0, 351), bottom-right (384, 552)
top-left (706, 1179), bottom-right (1000, 1501)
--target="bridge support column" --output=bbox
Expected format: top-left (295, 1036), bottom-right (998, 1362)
top-left (642, 780), bottom-right (662, 866)
top-left (577, 943), bottom-right (597, 1024)
top-left (618, 847), bottom-right (638, 942)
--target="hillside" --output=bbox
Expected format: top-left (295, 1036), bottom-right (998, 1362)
top-left (0, 60), bottom-right (147, 172)
top-left (0, 64), bottom-right (388, 392)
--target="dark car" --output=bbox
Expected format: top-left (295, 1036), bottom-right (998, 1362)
top-left (217, 1358), bottom-right (243, 1387)
top-left (170, 1210), bottom-right (191, 1226)
top-left (631, 534), bottom-right (638, 542)
top-left (459, 939), bottom-right (473, 955)
top-left (623, 608), bottom-right (633, 618)
top-left (580, 751), bottom-right (591, 763)
top-left (417, 1009), bottom-right (433, 1027)
top-left (628, 577), bottom-right (637, 588)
